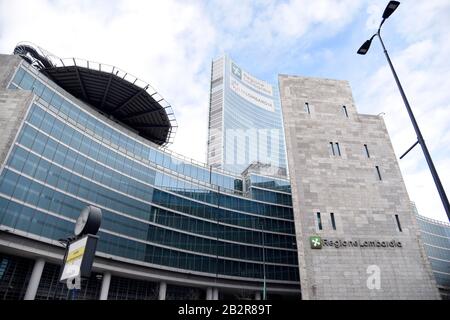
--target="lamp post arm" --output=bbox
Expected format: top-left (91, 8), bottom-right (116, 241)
top-left (375, 30), bottom-right (450, 221)
top-left (377, 30), bottom-right (424, 140)
top-left (378, 18), bottom-right (386, 33)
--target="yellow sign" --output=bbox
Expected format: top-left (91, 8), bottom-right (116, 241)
top-left (66, 246), bottom-right (85, 263)
top-left (60, 236), bottom-right (88, 281)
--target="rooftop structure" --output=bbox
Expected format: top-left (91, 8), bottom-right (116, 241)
top-left (13, 42), bottom-right (177, 146)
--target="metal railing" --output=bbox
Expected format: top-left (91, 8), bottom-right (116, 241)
top-left (412, 202), bottom-right (450, 227)
top-left (14, 41), bottom-right (178, 147)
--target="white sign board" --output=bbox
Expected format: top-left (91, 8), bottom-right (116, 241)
top-left (231, 61), bottom-right (273, 96)
top-left (230, 78), bottom-right (275, 112)
top-left (60, 237), bottom-right (88, 281)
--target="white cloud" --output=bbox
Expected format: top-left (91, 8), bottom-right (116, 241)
top-left (366, 4), bottom-right (382, 30)
top-left (267, 0), bottom-right (360, 38)
top-left (0, 0), bottom-right (216, 162)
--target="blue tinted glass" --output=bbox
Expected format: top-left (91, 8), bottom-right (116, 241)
top-left (31, 131), bottom-right (48, 155)
top-left (31, 80), bottom-right (45, 96)
top-left (50, 93), bottom-right (64, 109)
top-left (60, 100), bottom-right (72, 116)
top-left (0, 170), bottom-right (19, 195)
top-left (42, 111), bottom-right (56, 131)
top-left (58, 125), bottom-right (71, 145)
top-left (15, 205), bottom-right (34, 232)
top-left (28, 104), bottom-right (45, 127)
top-left (12, 175), bottom-right (31, 201)
top-left (103, 126), bottom-right (112, 141)
top-left (35, 158), bottom-right (51, 182)
top-left (110, 131), bottom-right (120, 146)
top-left (12, 68), bottom-right (25, 84)
top-left (19, 72), bottom-right (35, 89)
top-left (25, 181), bottom-right (42, 205)
top-left (41, 87), bottom-right (54, 103)
top-left (155, 151), bottom-right (163, 165)
top-left (7, 146), bottom-right (27, 172)
top-left (68, 105), bottom-right (80, 123)
top-left (86, 115), bottom-right (95, 131)
top-left (2, 201), bottom-right (22, 228)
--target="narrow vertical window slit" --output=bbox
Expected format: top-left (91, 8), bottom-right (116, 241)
top-left (305, 102), bottom-right (310, 114)
top-left (376, 166), bottom-right (382, 180)
top-left (364, 144), bottom-right (370, 158)
top-left (395, 214), bottom-right (402, 232)
top-left (316, 212), bottom-right (322, 230)
top-left (330, 213), bottom-right (336, 230)
top-left (343, 105), bottom-right (349, 117)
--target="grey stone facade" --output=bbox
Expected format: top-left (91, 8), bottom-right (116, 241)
top-left (279, 74), bottom-right (440, 299)
top-left (0, 89), bottom-right (33, 165)
top-left (0, 55), bottom-right (33, 166)
top-left (0, 54), bottom-right (21, 88)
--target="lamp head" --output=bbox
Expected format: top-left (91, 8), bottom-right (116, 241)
top-left (357, 39), bottom-right (373, 55)
top-left (382, 1), bottom-right (400, 19)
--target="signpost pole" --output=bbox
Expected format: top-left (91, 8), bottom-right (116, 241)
top-left (59, 205), bottom-right (102, 300)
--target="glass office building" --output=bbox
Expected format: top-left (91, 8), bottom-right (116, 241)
top-left (2, 44), bottom-right (441, 301)
top-left (207, 55), bottom-right (287, 176)
top-left (0, 44), bottom-right (300, 300)
top-left (414, 205), bottom-right (450, 300)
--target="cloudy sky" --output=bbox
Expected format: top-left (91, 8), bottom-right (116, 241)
top-left (1, 0), bottom-right (449, 222)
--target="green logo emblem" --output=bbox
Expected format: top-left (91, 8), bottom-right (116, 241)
top-left (310, 235), bottom-right (322, 249)
top-left (231, 62), bottom-right (242, 79)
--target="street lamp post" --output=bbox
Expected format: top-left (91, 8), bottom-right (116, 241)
top-left (357, 1), bottom-right (450, 222)
top-left (261, 223), bottom-right (267, 300)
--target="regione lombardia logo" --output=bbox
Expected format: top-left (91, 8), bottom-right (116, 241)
top-left (231, 62), bottom-right (242, 79)
top-left (310, 235), bottom-right (322, 249)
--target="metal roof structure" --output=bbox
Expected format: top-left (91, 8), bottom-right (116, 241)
top-left (13, 42), bottom-right (177, 146)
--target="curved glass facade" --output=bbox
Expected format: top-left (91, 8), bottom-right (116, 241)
top-left (207, 55), bottom-right (287, 176)
top-left (0, 61), bottom-right (300, 286)
top-left (415, 211), bottom-right (450, 300)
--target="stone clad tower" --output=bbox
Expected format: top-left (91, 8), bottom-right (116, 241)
top-left (278, 74), bottom-right (440, 299)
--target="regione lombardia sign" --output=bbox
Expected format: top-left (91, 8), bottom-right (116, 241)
top-left (229, 61), bottom-right (275, 112)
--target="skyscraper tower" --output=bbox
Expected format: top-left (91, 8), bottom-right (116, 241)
top-left (207, 55), bottom-right (287, 176)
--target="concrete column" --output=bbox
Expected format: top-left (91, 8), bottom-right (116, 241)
top-left (24, 258), bottom-right (45, 300)
top-left (255, 292), bottom-right (261, 300)
top-left (158, 281), bottom-right (167, 300)
top-left (212, 288), bottom-right (219, 300)
top-left (99, 272), bottom-right (111, 300)
top-left (206, 287), bottom-right (213, 300)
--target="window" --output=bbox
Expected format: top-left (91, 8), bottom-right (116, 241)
top-left (305, 102), bottom-right (310, 114)
top-left (334, 143), bottom-right (341, 156)
top-left (364, 144), bottom-right (370, 158)
top-left (41, 87), bottom-right (54, 104)
top-left (20, 72), bottom-right (35, 90)
top-left (395, 214), bottom-right (402, 232)
top-left (342, 105), bottom-right (349, 118)
top-left (330, 213), bottom-right (336, 230)
top-left (375, 166), bottom-right (382, 180)
top-left (12, 67), bottom-right (25, 85)
top-left (330, 142), bottom-right (341, 156)
top-left (316, 212), bottom-right (322, 230)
